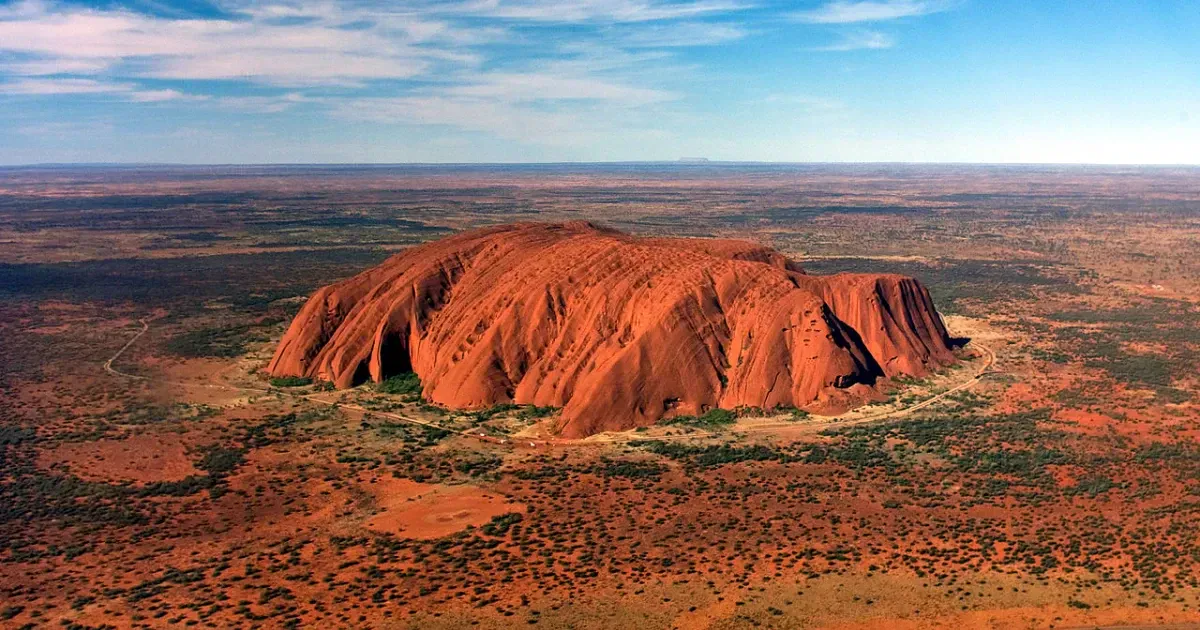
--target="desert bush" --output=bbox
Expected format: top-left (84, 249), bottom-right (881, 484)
top-left (197, 447), bottom-right (246, 476)
top-left (269, 376), bottom-right (312, 388)
top-left (481, 512), bottom-right (523, 537)
top-left (165, 324), bottom-right (266, 358)
top-left (661, 408), bottom-right (736, 428)
top-left (378, 372), bottom-right (421, 396)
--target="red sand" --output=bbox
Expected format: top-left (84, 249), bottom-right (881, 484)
top-left (37, 433), bottom-right (199, 485)
top-left (362, 476), bottom-right (525, 539)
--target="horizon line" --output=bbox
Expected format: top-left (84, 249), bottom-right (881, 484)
top-left (3, 160), bottom-right (1200, 169)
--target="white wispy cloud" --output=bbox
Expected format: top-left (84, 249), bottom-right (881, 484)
top-left (0, 0), bottom-right (470, 85)
top-left (443, 72), bottom-right (675, 104)
top-left (2, 57), bottom-right (112, 75)
top-left (0, 77), bottom-right (129, 95)
top-left (127, 88), bottom-right (194, 102)
top-left (0, 76), bottom-right (204, 102)
top-left (812, 30), bottom-right (894, 51)
top-left (212, 92), bottom-right (313, 113)
top-left (437, 0), bottom-right (752, 23)
top-left (333, 94), bottom-right (670, 148)
top-left (15, 120), bottom-right (115, 136)
top-left (792, 0), bottom-right (954, 24)
top-left (0, 1), bottom-right (741, 87)
top-left (336, 95), bottom-right (578, 135)
top-left (0, 0), bottom-right (754, 150)
top-left (617, 22), bottom-right (748, 47)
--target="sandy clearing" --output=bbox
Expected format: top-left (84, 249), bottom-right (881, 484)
top-left (361, 476), bottom-right (525, 540)
top-left (37, 433), bottom-right (199, 484)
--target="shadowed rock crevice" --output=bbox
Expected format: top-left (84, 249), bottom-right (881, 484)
top-left (268, 223), bottom-right (956, 437)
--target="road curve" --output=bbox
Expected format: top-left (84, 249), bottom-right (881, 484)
top-left (103, 319), bottom-right (150, 380)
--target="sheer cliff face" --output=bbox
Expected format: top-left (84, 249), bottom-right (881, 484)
top-left (268, 222), bottom-right (956, 438)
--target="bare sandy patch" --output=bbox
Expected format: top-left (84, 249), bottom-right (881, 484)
top-left (671, 597), bottom-right (737, 630)
top-left (38, 433), bottom-right (199, 484)
top-left (361, 476), bottom-right (525, 539)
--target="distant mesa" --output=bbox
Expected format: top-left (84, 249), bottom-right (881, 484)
top-left (678, 157), bottom-right (711, 163)
top-left (268, 222), bottom-right (956, 438)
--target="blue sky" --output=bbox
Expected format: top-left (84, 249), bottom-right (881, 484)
top-left (0, 0), bottom-right (1197, 164)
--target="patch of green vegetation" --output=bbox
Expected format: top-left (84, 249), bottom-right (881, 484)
top-left (802, 257), bottom-right (1071, 315)
top-left (1135, 442), bottom-right (1200, 464)
top-left (377, 422), bottom-right (451, 447)
top-left (516, 405), bottom-right (557, 421)
top-left (0, 426), bottom-right (36, 445)
top-left (1048, 303), bottom-right (1189, 326)
top-left (804, 439), bottom-right (897, 470)
top-left (1156, 387), bottom-right (1193, 404)
top-left (822, 409), bottom-right (1072, 486)
top-left (378, 372), bottom-right (421, 396)
top-left (239, 412), bottom-right (309, 448)
top-left (480, 512), bottom-right (523, 537)
top-left (196, 446), bottom-right (245, 476)
top-left (592, 458), bottom-right (666, 480)
top-left (469, 403), bottom-right (519, 423)
top-left (165, 324), bottom-right (268, 358)
top-left (0, 247), bottom-right (393, 314)
top-left (661, 408), bottom-right (736, 428)
top-left (120, 567), bottom-right (206, 603)
top-left (1084, 353), bottom-right (1173, 390)
top-left (634, 441), bottom-right (783, 468)
top-left (1031, 348), bottom-right (1070, 364)
top-left (269, 376), bottom-right (312, 388)
top-left (1068, 475), bottom-right (1118, 498)
top-left (1048, 300), bottom-right (1197, 391)
top-left (454, 454), bottom-right (503, 477)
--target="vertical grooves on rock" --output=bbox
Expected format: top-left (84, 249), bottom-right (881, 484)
top-left (269, 223), bottom-right (956, 437)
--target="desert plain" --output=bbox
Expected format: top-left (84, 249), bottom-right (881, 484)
top-left (1, 163), bottom-right (1198, 629)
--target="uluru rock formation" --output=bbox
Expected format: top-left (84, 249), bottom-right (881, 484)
top-left (268, 222), bottom-right (956, 437)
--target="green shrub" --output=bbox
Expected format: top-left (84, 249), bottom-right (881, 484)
top-left (378, 372), bottom-right (421, 396)
top-left (594, 458), bottom-right (666, 479)
top-left (165, 324), bottom-right (266, 358)
top-left (481, 512), bottom-right (523, 536)
top-left (516, 405), bottom-right (557, 420)
top-left (662, 408), bottom-right (736, 428)
top-left (269, 376), bottom-right (312, 388)
top-left (197, 447), bottom-right (245, 476)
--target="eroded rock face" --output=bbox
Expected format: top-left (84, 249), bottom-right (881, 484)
top-left (268, 222), bottom-right (955, 437)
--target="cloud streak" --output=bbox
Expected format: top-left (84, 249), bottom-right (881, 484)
top-left (792, 0), bottom-right (954, 24)
top-left (437, 0), bottom-right (752, 23)
top-left (0, 76), bottom-right (199, 102)
top-left (0, 1), bottom-right (451, 86)
top-left (0, 0), bottom-right (875, 153)
top-left (812, 30), bottom-right (894, 51)
top-left (443, 72), bottom-right (675, 104)
top-left (616, 22), bottom-right (748, 47)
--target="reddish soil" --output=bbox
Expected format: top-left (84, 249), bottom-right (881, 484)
top-left (37, 433), bottom-right (199, 485)
top-left (2, 166), bottom-right (1198, 629)
top-left (362, 477), bottom-right (526, 540)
